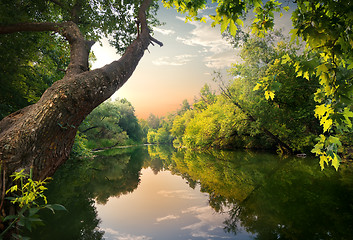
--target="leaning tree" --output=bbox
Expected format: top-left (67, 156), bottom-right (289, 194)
top-left (0, 0), bottom-right (163, 185)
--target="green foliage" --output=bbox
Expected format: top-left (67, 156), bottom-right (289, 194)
top-left (146, 127), bottom-right (173, 144)
top-left (167, 0), bottom-right (353, 168)
top-left (78, 98), bottom-right (142, 150)
top-left (182, 97), bottom-right (238, 149)
top-left (149, 30), bottom-right (325, 154)
top-left (0, 32), bottom-right (70, 119)
top-left (193, 84), bottom-right (217, 111)
top-left (0, 0), bottom-right (160, 53)
top-left (70, 131), bottom-right (93, 158)
top-left (6, 170), bottom-right (50, 209)
top-left (1, 169), bottom-right (66, 239)
top-left (162, 0), bottom-right (286, 38)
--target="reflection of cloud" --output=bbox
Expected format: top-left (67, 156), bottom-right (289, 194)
top-left (158, 190), bottom-right (198, 199)
top-left (152, 54), bottom-right (195, 66)
top-left (102, 228), bottom-right (152, 240)
top-left (181, 206), bottom-right (232, 239)
top-left (175, 16), bottom-right (238, 69)
top-left (154, 27), bottom-right (176, 35)
top-left (156, 214), bottom-right (180, 222)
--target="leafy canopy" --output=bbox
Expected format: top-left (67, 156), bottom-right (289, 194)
top-left (165, 0), bottom-right (353, 170)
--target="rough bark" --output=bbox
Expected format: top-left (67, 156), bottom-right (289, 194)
top-left (0, 0), bottom-right (158, 184)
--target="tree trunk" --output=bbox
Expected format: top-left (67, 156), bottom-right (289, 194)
top-left (0, 0), bottom-right (160, 184)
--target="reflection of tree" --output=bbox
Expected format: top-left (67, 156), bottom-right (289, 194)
top-left (31, 147), bottom-right (353, 239)
top-left (226, 161), bottom-right (353, 240)
top-left (89, 147), bottom-right (147, 204)
top-left (167, 149), bottom-right (353, 240)
top-left (29, 146), bottom-right (147, 239)
top-left (145, 145), bottom-right (175, 174)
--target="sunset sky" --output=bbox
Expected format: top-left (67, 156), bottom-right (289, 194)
top-left (91, 2), bottom-right (293, 119)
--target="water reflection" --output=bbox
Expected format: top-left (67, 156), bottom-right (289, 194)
top-left (30, 146), bottom-right (353, 239)
top-left (29, 147), bottom-right (147, 239)
top-left (164, 148), bottom-right (353, 239)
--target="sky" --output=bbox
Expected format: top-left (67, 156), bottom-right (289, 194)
top-left (91, 2), bottom-right (293, 119)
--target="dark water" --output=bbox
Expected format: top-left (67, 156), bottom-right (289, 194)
top-left (29, 145), bottom-right (353, 239)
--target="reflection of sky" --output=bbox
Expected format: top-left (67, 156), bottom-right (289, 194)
top-left (95, 168), bottom-right (255, 240)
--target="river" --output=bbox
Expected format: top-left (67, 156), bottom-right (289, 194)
top-left (29, 145), bottom-right (353, 239)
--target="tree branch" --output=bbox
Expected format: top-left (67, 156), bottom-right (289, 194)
top-left (0, 21), bottom-right (94, 76)
top-left (150, 35), bottom-right (163, 47)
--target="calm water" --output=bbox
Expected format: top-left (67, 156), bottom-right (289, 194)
top-left (29, 145), bottom-right (353, 239)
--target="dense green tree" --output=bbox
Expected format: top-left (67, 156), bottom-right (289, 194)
top-left (113, 98), bottom-right (142, 142)
top-left (177, 99), bottom-right (191, 115)
top-left (79, 98), bottom-right (142, 149)
top-left (193, 84), bottom-right (217, 111)
top-left (227, 32), bottom-right (321, 153)
top-left (146, 127), bottom-right (172, 144)
top-left (170, 110), bottom-right (194, 147)
top-left (138, 118), bottom-right (150, 143)
top-left (182, 96), bottom-right (240, 149)
top-left (0, 33), bottom-right (70, 119)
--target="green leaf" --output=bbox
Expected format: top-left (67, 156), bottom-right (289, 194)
top-left (253, 83), bottom-right (262, 91)
top-left (265, 90), bottom-right (275, 100)
top-left (327, 136), bottom-right (342, 146)
top-left (303, 71), bottom-right (310, 80)
top-left (221, 17), bottom-right (230, 33)
top-left (348, 63), bottom-right (353, 70)
top-left (200, 17), bottom-right (206, 23)
top-left (322, 118), bottom-right (333, 132)
top-left (319, 155), bottom-right (328, 170)
top-left (229, 20), bottom-right (237, 36)
top-left (44, 204), bottom-right (67, 214)
top-left (3, 214), bottom-right (18, 222)
top-left (281, 54), bottom-right (291, 64)
top-left (235, 18), bottom-right (244, 27)
top-left (289, 28), bottom-right (298, 42)
top-left (314, 104), bottom-right (332, 118)
top-left (29, 207), bottom-right (40, 217)
top-left (331, 153), bottom-right (341, 171)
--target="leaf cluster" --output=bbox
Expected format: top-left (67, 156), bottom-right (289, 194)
top-left (1, 169), bottom-right (66, 239)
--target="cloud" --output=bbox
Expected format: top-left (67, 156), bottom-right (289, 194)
top-left (157, 190), bottom-right (198, 199)
top-left (102, 228), bottom-right (152, 240)
top-left (203, 49), bottom-right (241, 69)
top-left (152, 54), bottom-right (195, 66)
top-left (181, 206), bottom-right (232, 239)
top-left (153, 27), bottom-right (176, 35)
top-left (175, 16), bottom-right (238, 69)
top-left (156, 214), bottom-right (180, 222)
